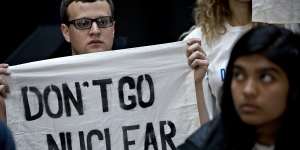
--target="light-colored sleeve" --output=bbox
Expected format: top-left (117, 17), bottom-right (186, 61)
top-left (183, 27), bottom-right (203, 41)
top-left (202, 74), bottom-right (219, 120)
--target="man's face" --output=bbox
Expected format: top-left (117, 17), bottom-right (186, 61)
top-left (61, 1), bottom-right (115, 55)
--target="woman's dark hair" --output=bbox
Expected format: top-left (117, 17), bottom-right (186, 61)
top-left (220, 25), bottom-right (300, 150)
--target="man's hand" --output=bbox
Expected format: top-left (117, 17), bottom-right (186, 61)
top-left (0, 63), bottom-right (10, 121)
top-left (0, 64), bottom-right (10, 98)
top-left (186, 39), bottom-right (208, 83)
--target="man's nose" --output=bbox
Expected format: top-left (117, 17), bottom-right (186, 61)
top-left (89, 22), bottom-right (101, 34)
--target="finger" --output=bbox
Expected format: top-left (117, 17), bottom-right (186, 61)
top-left (186, 38), bottom-right (201, 46)
top-left (0, 64), bottom-right (8, 68)
top-left (188, 50), bottom-right (207, 66)
top-left (191, 59), bottom-right (209, 70)
top-left (189, 51), bottom-right (207, 62)
top-left (0, 85), bottom-right (9, 98)
top-left (0, 67), bottom-right (10, 75)
top-left (186, 42), bottom-right (202, 57)
top-left (0, 73), bottom-right (8, 84)
top-left (0, 64), bottom-right (10, 75)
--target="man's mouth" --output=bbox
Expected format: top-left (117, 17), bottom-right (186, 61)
top-left (88, 40), bottom-right (103, 45)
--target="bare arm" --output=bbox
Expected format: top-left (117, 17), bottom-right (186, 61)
top-left (195, 80), bottom-right (209, 124)
top-left (0, 97), bottom-right (6, 122)
top-left (186, 39), bottom-right (209, 125)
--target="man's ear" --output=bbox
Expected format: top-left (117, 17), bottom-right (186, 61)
top-left (61, 24), bottom-right (71, 43)
top-left (112, 21), bottom-right (115, 35)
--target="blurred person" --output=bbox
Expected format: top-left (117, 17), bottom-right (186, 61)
top-left (184, 0), bottom-right (252, 124)
top-left (178, 25), bottom-right (300, 150)
top-left (0, 121), bottom-right (16, 150)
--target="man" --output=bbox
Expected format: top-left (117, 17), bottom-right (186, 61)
top-left (60, 0), bottom-right (115, 54)
top-left (0, 0), bottom-right (116, 120)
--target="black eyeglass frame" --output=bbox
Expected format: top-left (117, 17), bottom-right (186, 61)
top-left (66, 16), bottom-right (114, 30)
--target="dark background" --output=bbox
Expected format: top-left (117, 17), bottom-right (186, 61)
top-left (1, 0), bottom-right (196, 64)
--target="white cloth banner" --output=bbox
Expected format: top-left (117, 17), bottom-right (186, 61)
top-left (252, 0), bottom-right (300, 24)
top-left (6, 41), bottom-right (199, 150)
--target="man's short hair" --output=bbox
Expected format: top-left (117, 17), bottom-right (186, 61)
top-left (60, 0), bottom-right (115, 24)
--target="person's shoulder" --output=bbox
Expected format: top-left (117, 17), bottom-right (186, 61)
top-left (177, 116), bottom-right (224, 150)
top-left (180, 26), bottom-right (203, 41)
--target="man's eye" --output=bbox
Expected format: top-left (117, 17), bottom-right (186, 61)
top-left (98, 19), bottom-right (109, 25)
top-left (76, 19), bottom-right (91, 27)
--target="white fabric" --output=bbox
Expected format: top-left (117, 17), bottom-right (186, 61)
top-left (252, 0), bottom-right (300, 24)
top-left (5, 42), bottom-right (199, 150)
top-left (253, 143), bottom-right (275, 150)
top-left (282, 24), bottom-right (300, 33)
top-left (184, 23), bottom-right (252, 119)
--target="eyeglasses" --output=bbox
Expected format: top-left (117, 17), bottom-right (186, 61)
top-left (67, 16), bottom-right (114, 30)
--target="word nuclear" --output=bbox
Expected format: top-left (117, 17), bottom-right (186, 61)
top-left (47, 121), bottom-right (176, 150)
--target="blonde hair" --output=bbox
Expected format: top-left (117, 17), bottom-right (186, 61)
top-left (194, 0), bottom-right (231, 43)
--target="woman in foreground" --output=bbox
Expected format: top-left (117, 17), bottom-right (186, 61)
top-left (178, 25), bottom-right (300, 150)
